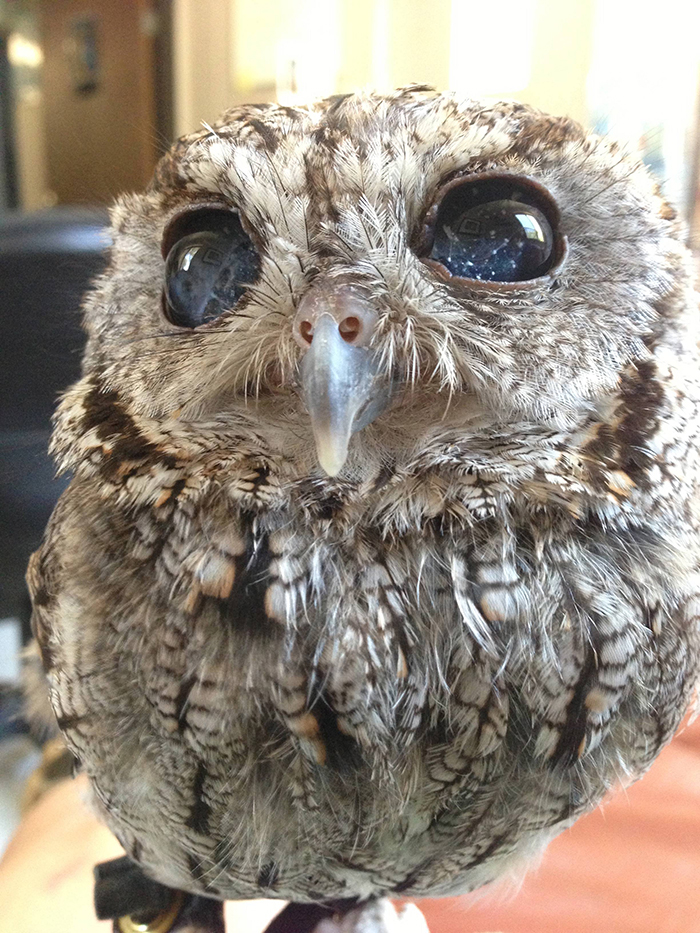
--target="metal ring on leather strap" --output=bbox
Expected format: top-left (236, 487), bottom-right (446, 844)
top-left (117, 890), bottom-right (186, 933)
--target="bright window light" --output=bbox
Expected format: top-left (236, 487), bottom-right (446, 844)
top-left (275, 0), bottom-right (340, 104)
top-left (449, 0), bottom-right (536, 98)
top-left (8, 33), bottom-right (44, 69)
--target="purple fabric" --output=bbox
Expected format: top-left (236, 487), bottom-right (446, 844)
top-left (262, 900), bottom-right (360, 933)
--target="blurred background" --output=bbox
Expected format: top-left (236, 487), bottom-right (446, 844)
top-left (1, 3), bottom-right (700, 928)
top-left (2, 0), bottom-right (700, 219)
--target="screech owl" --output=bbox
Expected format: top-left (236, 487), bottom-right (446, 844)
top-left (26, 86), bottom-right (700, 932)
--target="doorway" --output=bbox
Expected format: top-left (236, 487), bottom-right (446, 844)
top-left (39, 0), bottom-right (171, 204)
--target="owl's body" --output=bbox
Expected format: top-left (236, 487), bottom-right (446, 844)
top-left (28, 88), bottom-right (700, 912)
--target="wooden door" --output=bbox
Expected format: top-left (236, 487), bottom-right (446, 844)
top-left (40, 0), bottom-right (160, 204)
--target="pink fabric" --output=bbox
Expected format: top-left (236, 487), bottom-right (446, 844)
top-left (416, 716), bottom-right (700, 933)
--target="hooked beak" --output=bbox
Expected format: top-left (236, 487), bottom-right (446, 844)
top-left (293, 282), bottom-right (391, 476)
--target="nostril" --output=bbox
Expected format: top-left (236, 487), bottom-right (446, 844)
top-left (299, 320), bottom-right (314, 345)
top-left (338, 316), bottom-right (361, 343)
top-left (292, 287), bottom-right (378, 351)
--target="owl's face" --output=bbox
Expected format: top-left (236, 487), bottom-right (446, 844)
top-left (77, 87), bottom-right (683, 481)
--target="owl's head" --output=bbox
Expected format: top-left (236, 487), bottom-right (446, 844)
top-left (73, 87), bottom-right (690, 481)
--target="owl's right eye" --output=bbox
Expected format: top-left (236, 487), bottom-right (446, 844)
top-left (162, 208), bottom-right (261, 328)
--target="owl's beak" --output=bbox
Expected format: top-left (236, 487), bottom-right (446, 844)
top-left (294, 284), bottom-right (390, 476)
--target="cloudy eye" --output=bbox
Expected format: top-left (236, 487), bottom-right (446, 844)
top-left (426, 176), bottom-right (562, 283)
top-left (162, 208), bottom-right (261, 328)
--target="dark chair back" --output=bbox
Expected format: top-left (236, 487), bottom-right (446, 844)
top-left (0, 207), bottom-right (110, 628)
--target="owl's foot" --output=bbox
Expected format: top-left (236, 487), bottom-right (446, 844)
top-left (94, 856), bottom-right (225, 932)
top-left (311, 899), bottom-right (430, 933)
top-left (93, 860), bottom-right (428, 933)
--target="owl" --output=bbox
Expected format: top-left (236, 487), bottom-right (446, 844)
top-left (26, 86), bottom-right (700, 933)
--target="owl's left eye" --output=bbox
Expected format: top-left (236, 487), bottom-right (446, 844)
top-left (423, 175), bottom-right (563, 284)
top-left (162, 208), bottom-right (261, 328)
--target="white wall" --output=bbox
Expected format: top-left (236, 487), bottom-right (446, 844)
top-left (172, 0), bottom-right (598, 135)
top-left (172, 0), bottom-right (234, 136)
top-left (147, 0), bottom-right (700, 230)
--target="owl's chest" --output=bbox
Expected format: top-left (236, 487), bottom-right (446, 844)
top-left (140, 490), bottom-right (667, 674)
top-left (51, 489), bottom-right (697, 902)
top-left (135, 496), bottom-right (652, 747)
top-left (161, 501), bottom-right (528, 651)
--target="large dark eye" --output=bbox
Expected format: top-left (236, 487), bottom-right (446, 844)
top-left (426, 176), bottom-right (561, 283)
top-left (162, 208), bottom-right (261, 327)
